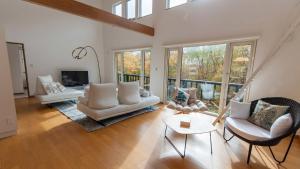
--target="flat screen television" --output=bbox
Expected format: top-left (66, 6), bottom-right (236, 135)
top-left (61, 71), bottom-right (89, 87)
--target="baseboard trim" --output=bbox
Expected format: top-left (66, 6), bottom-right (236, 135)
top-left (0, 130), bottom-right (16, 139)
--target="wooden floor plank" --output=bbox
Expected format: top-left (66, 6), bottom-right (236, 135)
top-left (0, 98), bottom-right (299, 169)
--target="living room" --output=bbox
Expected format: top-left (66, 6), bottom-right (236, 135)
top-left (1, 0), bottom-right (300, 169)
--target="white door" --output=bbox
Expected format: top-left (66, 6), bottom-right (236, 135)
top-left (7, 43), bottom-right (24, 94)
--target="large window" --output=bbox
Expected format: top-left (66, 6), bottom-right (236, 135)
top-left (112, 1), bottom-right (123, 17)
top-left (115, 49), bottom-right (151, 90)
top-left (140, 0), bottom-right (153, 17)
top-left (166, 0), bottom-right (188, 9)
top-left (166, 41), bottom-right (256, 114)
top-left (113, 0), bottom-right (153, 19)
top-left (126, 0), bottom-right (136, 19)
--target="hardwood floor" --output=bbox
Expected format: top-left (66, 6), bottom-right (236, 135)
top-left (0, 98), bottom-right (299, 169)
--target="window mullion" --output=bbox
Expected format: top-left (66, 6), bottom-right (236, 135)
top-left (136, 0), bottom-right (140, 18)
top-left (176, 48), bottom-right (183, 88)
top-left (140, 50), bottom-right (145, 88)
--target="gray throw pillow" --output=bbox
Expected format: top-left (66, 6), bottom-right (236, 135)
top-left (248, 100), bottom-right (289, 130)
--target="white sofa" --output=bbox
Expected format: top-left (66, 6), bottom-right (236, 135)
top-left (35, 75), bottom-right (83, 104)
top-left (77, 82), bottom-right (160, 121)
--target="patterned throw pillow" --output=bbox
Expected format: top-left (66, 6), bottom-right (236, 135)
top-left (248, 100), bottom-right (289, 130)
top-left (172, 88), bottom-right (190, 106)
top-left (56, 82), bottom-right (66, 92)
top-left (42, 82), bottom-right (62, 95)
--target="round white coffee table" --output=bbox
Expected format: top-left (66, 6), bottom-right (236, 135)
top-left (163, 113), bottom-right (217, 158)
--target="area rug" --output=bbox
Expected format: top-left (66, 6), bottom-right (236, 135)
top-left (51, 101), bottom-right (159, 132)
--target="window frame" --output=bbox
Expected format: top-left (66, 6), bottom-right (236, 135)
top-left (125, 0), bottom-right (137, 19)
top-left (114, 48), bottom-right (152, 89)
top-left (124, 0), bottom-right (152, 20)
top-left (164, 40), bottom-right (257, 113)
top-left (139, 0), bottom-right (153, 17)
top-left (112, 1), bottom-right (123, 17)
top-left (166, 0), bottom-right (191, 9)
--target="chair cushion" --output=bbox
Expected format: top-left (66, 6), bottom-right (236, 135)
top-left (248, 100), bottom-right (289, 130)
top-left (226, 117), bottom-right (271, 141)
top-left (230, 100), bottom-right (251, 119)
top-left (88, 83), bottom-right (119, 109)
top-left (270, 113), bottom-right (293, 138)
top-left (118, 81), bottom-right (141, 104)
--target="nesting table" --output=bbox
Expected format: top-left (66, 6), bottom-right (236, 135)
top-left (163, 113), bottom-right (217, 158)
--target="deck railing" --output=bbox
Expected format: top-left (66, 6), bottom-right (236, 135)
top-left (118, 73), bottom-right (243, 101)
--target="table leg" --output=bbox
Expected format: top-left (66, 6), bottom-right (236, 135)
top-left (164, 125), bottom-right (167, 137)
top-left (209, 131), bottom-right (213, 154)
top-left (164, 130), bottom-right (188, 158)
top-left (183, 134), bottom-right (187, 157)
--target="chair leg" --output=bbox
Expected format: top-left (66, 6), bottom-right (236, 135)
top-left (223, 126), bottom-right (234, 142)
top-left (268, 133), bottom-right (296, 164)
top-left (247, 144), bottom-right (253, 164)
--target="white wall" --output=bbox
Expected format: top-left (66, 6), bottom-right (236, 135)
top-left (250, 24), bottom-right (300, 101)
top-left (101, 0), bottom-right (300, 101)
top-left (0, 26), bottom-right (17, 138)
top-left (0, 0), bottom-right (105, 95)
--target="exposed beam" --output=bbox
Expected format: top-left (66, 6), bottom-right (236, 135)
top-left (23, 0), bottom-right (155, 36)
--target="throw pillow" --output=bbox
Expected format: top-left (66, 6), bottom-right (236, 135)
top-left (55, 82), bottom-right (66, 92)
top-left (42, 82), bottom-right (61, 95)
top-left (270, 113), bottom-right (293, 138)
top-left (182, 88), bottom-right (198, 104)
top-left (88, 83), bottom-right (119, 109)
top-left (118, 81), bottom-right (141, 104)
top-left (172, 88), bottom-right (190, 106)
top-left (35, 75), bottom-right (53, 95)
top-left (230, 100), bottom-right (251, 119)
top-left (248, 100), bottom-right (289, 130)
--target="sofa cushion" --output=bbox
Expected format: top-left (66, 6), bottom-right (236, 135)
top-left (248, 100), bottom-right (289, 130)
top-left (36, 88), bottom-right (83, 104)
top-left (230, 100), bottom-right (251, 119)
top-left (118, 81), bottom-right (141, 104)
top-left (270, 113), bottom-right (293, 138)
top-left (78, 95), bottom-right (160, 121)
top-left (88, 83), bottom-right (118, 109)
top-left (226, 117), bottom-right (271, 141)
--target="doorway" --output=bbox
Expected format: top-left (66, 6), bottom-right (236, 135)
top-left (6, 42), bottom-right (30, 98)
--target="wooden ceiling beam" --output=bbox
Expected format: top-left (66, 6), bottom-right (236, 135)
top-left (23, 0), bottom-right (155, 36)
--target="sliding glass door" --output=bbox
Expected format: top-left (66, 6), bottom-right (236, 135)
top-left (226, 42), bottom-right (255, 101)
top-left (165, 41), bottom-right (256, 114)
top-left (115, 49), bottom-right (151, 90)
top-left (180, 44), bottom-right (226, 112)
